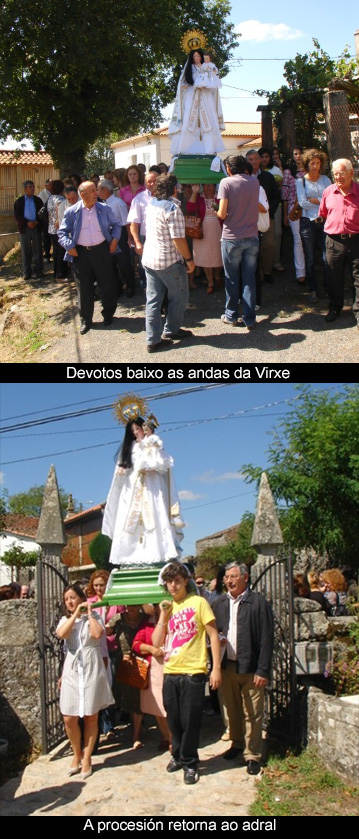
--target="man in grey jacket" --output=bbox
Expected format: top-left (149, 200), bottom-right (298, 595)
top-left (212, 562), bottom-right (274, 775)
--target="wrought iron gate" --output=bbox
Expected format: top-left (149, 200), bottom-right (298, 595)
top-left (251, 555), bottom-right (297, 744)
top-left (37, 555), bottom-right (68, 754)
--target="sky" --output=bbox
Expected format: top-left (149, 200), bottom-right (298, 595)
top-left (2, 6), bottom-right (358, 150)
top-left (0, 382), bottom-right (348, 557)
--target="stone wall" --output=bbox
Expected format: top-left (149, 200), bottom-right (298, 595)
top-left (308, 687), bottom-right (359, 782)
top-left (0, 599), bottom-right (42, 758)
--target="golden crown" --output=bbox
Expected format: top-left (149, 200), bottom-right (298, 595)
top-left (113, 394), bottom-right (159, 428)
top-left (180, 29), bottom-right (208, 54)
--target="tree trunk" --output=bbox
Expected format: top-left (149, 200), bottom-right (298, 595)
top-left (53, 149), bottom-right (88, 178)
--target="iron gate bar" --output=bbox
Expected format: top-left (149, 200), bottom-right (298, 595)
top-left (37, 556), bottom-right (68, 754)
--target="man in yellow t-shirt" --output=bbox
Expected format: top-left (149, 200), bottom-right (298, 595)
top-left (152, 562), bottom-right (221, 785)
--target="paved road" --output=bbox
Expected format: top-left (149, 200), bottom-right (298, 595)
top-left (0, 715), bottom-right (260, 817)
top-left (43, 265), bottom-right (358, 365)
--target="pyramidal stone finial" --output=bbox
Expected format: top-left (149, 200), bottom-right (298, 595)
top-left (36, 465), bottom-right (66, 548)
top-left (250, 471), bottom-right (283, 552)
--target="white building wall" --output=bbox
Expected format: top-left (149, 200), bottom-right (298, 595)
top-left (0, 532), bottom-right (40, 585)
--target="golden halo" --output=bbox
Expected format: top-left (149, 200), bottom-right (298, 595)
top-left (113, 393), bottom-right (148, 426)
top-left (180, 29), bottom-right (208, 54)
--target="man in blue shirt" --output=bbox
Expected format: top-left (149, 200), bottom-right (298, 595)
top-left (14, 181), bottom-right (44, 280)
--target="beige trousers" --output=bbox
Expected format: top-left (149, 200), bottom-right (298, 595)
top-left (221, 662), bottom-right (264, 762)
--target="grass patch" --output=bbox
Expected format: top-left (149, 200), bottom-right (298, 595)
top-left (250, 747), bottom-right (359, 817)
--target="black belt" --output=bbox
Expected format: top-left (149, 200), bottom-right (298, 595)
top-left (77, 241), bottom-right (106, 250)
top-left (328, 232), bottom-right (359, 240)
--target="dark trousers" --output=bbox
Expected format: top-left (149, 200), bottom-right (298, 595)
top-left (300, 217), bottom-right (327, 293)
top-left (326, 234), bottom-right (359, 314)
top-left (117, 226), bottom-right (135, 293)
top-left (163, 673), bottom-right (206, 768)
top-left (19, 225), bottom-right (42, 277)
top-left (51, 233), bottom-right (68, 279)
top-left (42, 227), bottom-right (52, 260)
top-left (75, 241), bottom-right (117, 325)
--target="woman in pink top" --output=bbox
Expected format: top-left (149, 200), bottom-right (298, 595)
top-left (119, 165), bottom-right (146, 209)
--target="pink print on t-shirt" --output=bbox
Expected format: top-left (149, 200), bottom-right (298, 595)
top-left (164, 607), bottom-right (197, 658)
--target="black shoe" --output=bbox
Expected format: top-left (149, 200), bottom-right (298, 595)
top-left (161, 328), bottom-right (193, 340)
top-left (126, 288), bottom-right (135, 298)
top-left (103, 317), bottom-right (113, 326)
top-left (23, 274), bottom-right (32, 281)
top-left (264, 274), bottom-right (274, 283)
top-left (166, 757), bottom-right (182, 773)
top-left (147, 338), bottom-right (173, 353)
top-left (183, 767), bottom-right (199, 785)
top-left (246, 760), bottom-right (261, 775)
top-left (325, 309), bottom-right (340, 323)
top-left (80, 319), bottom-right (92, 335)
top-left (222, 747), bottom-right (243, 760)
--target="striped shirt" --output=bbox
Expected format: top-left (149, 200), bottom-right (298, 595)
top-left (142, 196), bottom-right (185, 270)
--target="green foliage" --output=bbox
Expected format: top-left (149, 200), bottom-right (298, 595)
top-left (196, 512), bottom-right (257, 579)
top-left (0, 0), bottom-right (236, 172)
top-left (88, 532), bottom-right (112, 571)
top-left (7, 484), bottom-right (79, 518)
top-left (242, 384), bottom-right (359, 566)
top-left (1, 544), bottom-right (40, 570)
top-left (84, 134), bottom-right (117, 177)
top-left (328, 611), bottom-right (359, 696)
top-left (255, 39), bottom-right (359, 153)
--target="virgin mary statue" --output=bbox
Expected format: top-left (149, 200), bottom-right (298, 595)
top-left (168, 46), bottom-right (225, 157)
top-left (102, 397), bottom-right (184, 567)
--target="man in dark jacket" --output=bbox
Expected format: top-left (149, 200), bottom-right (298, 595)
top-left (212, 562), bottom-right (274, 775)
top-left (14, 181), bottom-right (44, 280)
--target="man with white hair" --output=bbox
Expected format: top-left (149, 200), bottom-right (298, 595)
top-left (58, 181), bottom-right (120, 334)
top-left (319, 158), bottom-right (359, 327)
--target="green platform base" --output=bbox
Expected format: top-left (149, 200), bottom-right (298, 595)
top-left (173, 154), bottom-right (225, 185)
top-left (94, 566), bottom-right (170, 607)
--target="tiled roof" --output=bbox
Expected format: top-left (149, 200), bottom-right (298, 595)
top-left (221, 122), bottom-right (261, 137)
top-left (111, 122), bottom-right (261, 147)
top-left (2, 514), bottom-right (39, 538)
top-left (0, 150), bottom-right (55, 166)
top-left (65, 504), bottom-right (105, 524)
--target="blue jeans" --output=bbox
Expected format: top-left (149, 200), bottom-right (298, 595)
top-left (144, 261), bottom-right (189, 345)
top-left (299, 216), bottom-right (327, 294)
top-left (221, 237), bottom-right (259, 326)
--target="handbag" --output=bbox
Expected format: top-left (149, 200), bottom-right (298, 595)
top-left (185, 212), bottom-right (203, 240)
top-left (289, 176), bottom-right (306, 222)
top-left (258, 209), bottom-right (270, 233)
top-left (289, 201), bottom-right (302, 222)
top-left (116, 652), bottom-right (149, 689)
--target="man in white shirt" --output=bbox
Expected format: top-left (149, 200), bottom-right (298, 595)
top-left (38, 178), bottom-right (52, 262)
top-left (128, 171), bottom-right (159, 289)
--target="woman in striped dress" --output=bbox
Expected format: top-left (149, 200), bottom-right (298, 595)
top-left (56, 584), bottom-right (114, 779)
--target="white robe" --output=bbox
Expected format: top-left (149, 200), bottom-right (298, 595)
top-left (168, 63), bottom-right (225, 156)
top-left (102, 438), bottom-right (184, 567)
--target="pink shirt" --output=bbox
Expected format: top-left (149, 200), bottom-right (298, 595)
top-left (119, 184), bottom-right (146, 209)
top-left (319, 180), bottom-right (359, 235)
top-left (77, 201), bottom-right (105, 246)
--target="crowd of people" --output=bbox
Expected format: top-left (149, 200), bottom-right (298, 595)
top-left (14, 147), bottom-right (359, 348)
top-left (56, 559), bottom-right (274, 785)
top-left (293, 566), bottom-right (357, 615)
